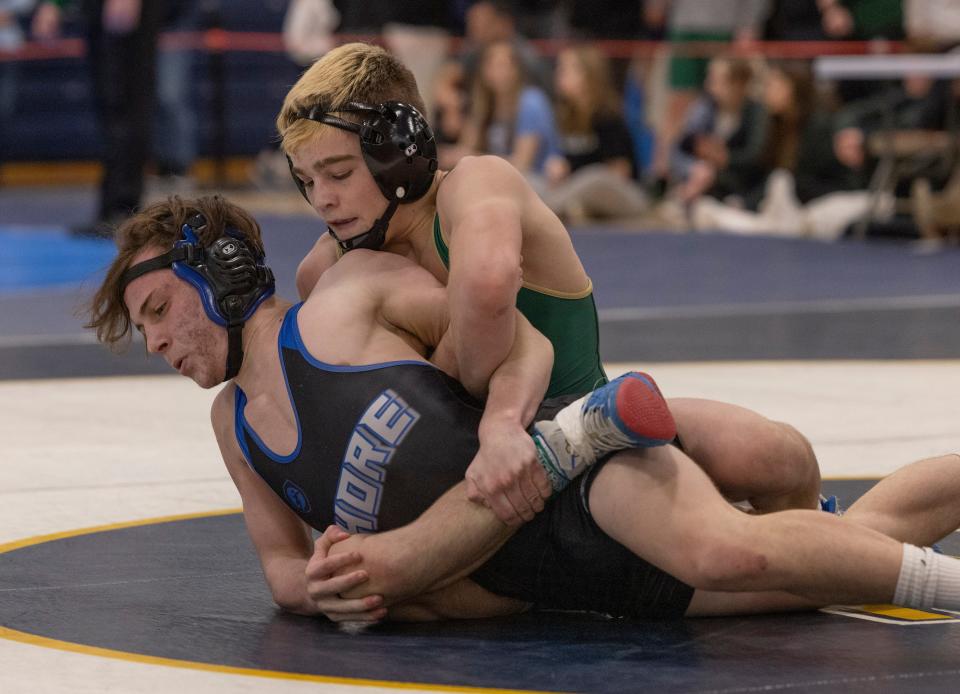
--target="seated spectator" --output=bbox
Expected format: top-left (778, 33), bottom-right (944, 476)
top-left (832, 74), bottom-right (954, 193)
top-left (458, 39), bottom-right (560, 179)
top-left (644, 0), bottom-right (771, 187)
top-left (691, 61), bottom-right (884, 240)
top-left (670, 56), bottom-right (767, 204)
top-left (540, 44), bottom-right (648, 222)
top-left (459, 0), bottom-right (550, 93)
top-left (759, 61), bottom-right (866, 205)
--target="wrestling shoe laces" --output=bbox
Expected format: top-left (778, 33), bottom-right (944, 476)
top-left (534, 372), bottom-right (677, 491)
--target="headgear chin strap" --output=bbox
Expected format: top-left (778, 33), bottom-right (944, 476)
top-left (119, 214), bottom-right (275, 381)
top-left (287, 101), bottom-right (438, 253)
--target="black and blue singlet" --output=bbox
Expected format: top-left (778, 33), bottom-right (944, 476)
top-left (234, 304), bottom-right (693, 619)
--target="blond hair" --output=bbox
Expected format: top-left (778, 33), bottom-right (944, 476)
top-left (86, 195), bottom-right (265, 348)
top-left (276, 42), bottom-right (425, 155)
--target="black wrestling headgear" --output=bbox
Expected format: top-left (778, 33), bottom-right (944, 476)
top-left (287, 101), bottom-right (438, 252)
top-left (119, 214), bottom-right (275, 381)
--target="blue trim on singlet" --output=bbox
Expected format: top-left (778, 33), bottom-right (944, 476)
top-left (231, 311), bottom-right (306, 465)
top-left (233, 387), bottom-right (254, 468)
top-left (281, 302), bottom-right (436, 373)
top-left (233, 304), bottom-right (438, 466)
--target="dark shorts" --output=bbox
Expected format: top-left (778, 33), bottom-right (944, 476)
top-left (469, 397), bottom-right (695, 620)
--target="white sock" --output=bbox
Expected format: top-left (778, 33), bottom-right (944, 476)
top-left (894, 544), bottom-right (960, 611)
top-left (552, 394), bottom-right (589, 460)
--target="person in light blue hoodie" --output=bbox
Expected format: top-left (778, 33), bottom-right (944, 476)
top-left (459, 38), bottom-right (560, 181)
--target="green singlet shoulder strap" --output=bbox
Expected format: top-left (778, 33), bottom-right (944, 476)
top-left (433, 213), bottom-right (450, 269)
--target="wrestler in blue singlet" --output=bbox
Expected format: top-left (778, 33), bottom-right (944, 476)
top-left (234, 304), bottom-right (693, 619)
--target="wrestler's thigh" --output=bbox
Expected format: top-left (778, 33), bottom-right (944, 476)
top-left (587, 446), bottom-right (745, 580)
top-left (668, 397), bottom-right (816, 497)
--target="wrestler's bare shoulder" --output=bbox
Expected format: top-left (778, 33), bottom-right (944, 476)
top-left (439, 155), bottom-right (532, 203)
top-left (323, 248), bottom-right (421, 278)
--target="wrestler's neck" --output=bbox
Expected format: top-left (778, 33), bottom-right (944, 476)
top-left (380, 169), bottom-right (447, 256)
top-left (232, 297), bottom-right (291, 391)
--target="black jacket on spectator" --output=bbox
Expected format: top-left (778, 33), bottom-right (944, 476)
top-left (794, 111), bottom-right (867, 203)
top-left (560, 114), bottom-right (638, 178)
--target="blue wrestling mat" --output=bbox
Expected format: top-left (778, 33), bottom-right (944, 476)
top-left (0, 226), bottom-right (114, 294)
top-left (1, 480), bottom-right (959, 693)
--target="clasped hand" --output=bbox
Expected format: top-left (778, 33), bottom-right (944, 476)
top-left (304, 525), bottom-right (386, 623)
top-left (464, 419), bottom-right (552, 525)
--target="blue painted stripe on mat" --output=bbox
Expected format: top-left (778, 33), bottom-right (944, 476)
top-left (0, 226), bottom-right (115, 294)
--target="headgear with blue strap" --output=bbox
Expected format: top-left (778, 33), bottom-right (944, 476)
top-left (119, 213), bottom-right (275, 381)
top-left (287, 101), bottom-right (438, 253)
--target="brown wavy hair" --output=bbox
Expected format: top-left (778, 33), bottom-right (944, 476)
top-left (86, 195), bottom-right (265, 348)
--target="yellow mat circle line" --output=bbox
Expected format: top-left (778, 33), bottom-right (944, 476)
top-left (0, 511), bottom-right (553, 694)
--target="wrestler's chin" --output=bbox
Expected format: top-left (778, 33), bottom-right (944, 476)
top-left (193, 371), bottom-right (225, 389)
top-left (180, 362), bottom-right (223, 389)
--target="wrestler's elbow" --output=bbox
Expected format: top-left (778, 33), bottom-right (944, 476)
top-left (268, 581), bottom-right (319, 617)
top-left (455, 257), bottom-right (521, 318)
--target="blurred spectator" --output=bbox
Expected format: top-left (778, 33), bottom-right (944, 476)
top-left (818, 0), bottom-right (906, 104)
top-left (330, 3), bottom-right (454, 116)
top-left (510, 0), bottom-right (563, 39)
top-left (645, 0), bottom-right (771, 188)
top-left (460, 0), bottom-right (550, 93)
top-left (567, 0), bottom-right (649, 40)
top-left (283, 0), bottom-right (339, 65)
top-left (151, 0), bottom-right (201, 194)
top-left (331, 0), bottom-right (389, 34)
top-left (431, 58), bottom-right (470, 169)
top-left (623, 56), bottom-right (657, 173)
top-left (32, 0), bottom-right (163, 237)
top-left (832, 74), bottom-right (953, 191)
top-left (764, 0), bottom-right (829, 41)
top-left (817, 0), bottom-right (904, 42)
top-left (541, 44), bottom-right (648, 222)
top-left (670, 56), bottom-right (767, 204)
top-left (691, 61), bottom-right (884, 240)
top-left (905, 0), bottom-right (960, 48)
top-left (380, 2), bottom-right (453, 118)
top-left (459, 39), bottom-right (559, 178)
top-left (251, 0), bottom-right (341, 192)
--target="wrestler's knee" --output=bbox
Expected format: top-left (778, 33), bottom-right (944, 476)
top-left (759, 420), bottom-right (818, 480)
top-left (767, 421), bottom-right (820, 490)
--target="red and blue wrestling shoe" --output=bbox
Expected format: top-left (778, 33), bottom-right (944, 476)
top-left (533, 372), bottom-right (677, 491)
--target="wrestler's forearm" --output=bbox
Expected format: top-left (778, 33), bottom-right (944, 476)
top-left (479, 312), bottom-right (553, 433)
top-left (451, 298), bottom-right (516, 398)
top-left (335, 482), bottom-right (514, 604)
